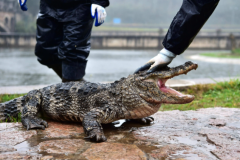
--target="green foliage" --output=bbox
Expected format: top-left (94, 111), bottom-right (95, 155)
top-left (201, 49), bottom-right (240, 58)
top-left (4, 112), bottom-right (22, 123)
top-left (15, 21), bottom-right (36, 33)
top-left (232, 48), bottom-right (240, 55)
top-left (0, 94), bottom-right (26, 103)
top-left (0, 94), bottom-right (24, 123)
top-left (13, 0), bottom-right (38, 33)
top-left (161, 79), bottom-right (240, 111)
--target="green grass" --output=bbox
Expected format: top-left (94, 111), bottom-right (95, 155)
top-left (233, 48), bottom-right (240, 54)
top-left (161, 79), bottom-right (240, 111)
top-left (201, 48), bottom-right (240, 58)
top-left (0, 94), bottom-right (26, 103)
top-left (0, 94), bottom-right (25, 123)
top-left (3, 112), bottom-right (22, 123)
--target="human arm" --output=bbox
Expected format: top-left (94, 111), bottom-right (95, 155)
top-left (135, 0), bottom-right (220, 73)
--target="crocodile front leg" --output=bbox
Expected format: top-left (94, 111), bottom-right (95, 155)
top-left (21, 90), bottom-right (48, 130)
top-left (83, 110), bottom-right (107, 142)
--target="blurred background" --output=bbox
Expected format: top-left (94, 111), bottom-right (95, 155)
top-left (0, 0), bottom-right (239, 86)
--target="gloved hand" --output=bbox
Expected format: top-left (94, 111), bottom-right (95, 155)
top-left (18, 0), bottom-right (28, 11)
top-left (91, 4), bottom-right (107, 27)
top-left (134, 48), bottom-right (176, 74)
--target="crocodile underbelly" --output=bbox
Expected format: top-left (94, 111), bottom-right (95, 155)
top-left (129, 104), bottom-right (161, 119)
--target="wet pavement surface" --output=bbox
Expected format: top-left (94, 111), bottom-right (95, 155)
top-left (1, 107), bottom-right (240, 160)
top-left (0, 48), bottom-right (239, 86)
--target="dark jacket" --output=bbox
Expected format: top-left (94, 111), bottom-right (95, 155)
top-left (42, 0), bottom-right (110, 8)
top-left (163, 0), bottom-right (220, 55)
top-left (39, 0), bottom-right (109, 22)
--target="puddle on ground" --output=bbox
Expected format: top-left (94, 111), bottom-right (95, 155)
top-left (14, 141), bottom-right (31, 152)
top-left (170, 151), bottom-right (202, 160)
top-left (0, 120), bottom-right (158, 159)
top-left (176, 137), bottom-right (199, 146)
top-left (173, 136), bottom-right (216, 159)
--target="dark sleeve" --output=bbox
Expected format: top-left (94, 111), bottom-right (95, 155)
top-left (162, 0), bottom-right (220, 55)
top-left (91, 0), bottom-right (110, 8)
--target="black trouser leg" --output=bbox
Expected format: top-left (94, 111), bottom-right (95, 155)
top-left (35, 13), bottom-right (63, 80)
top-left (58, 4), bottom-right (94, 81)
top-left (163, 0), bottom-right (220, 55)
top-left (50, 64), bottom-right (62, 79)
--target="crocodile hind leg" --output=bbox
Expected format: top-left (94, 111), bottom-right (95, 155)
top-left (21, 90), bottom-right (48, 130)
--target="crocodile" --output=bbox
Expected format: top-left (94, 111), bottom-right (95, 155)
top-left (0, 61), bottom-right (198, 142)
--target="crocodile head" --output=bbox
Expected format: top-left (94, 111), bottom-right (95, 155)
top-left (134, 61), bottom-right (198, 104)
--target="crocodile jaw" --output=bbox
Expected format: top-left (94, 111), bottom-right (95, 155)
top-left (137, 61), bottom-right (198, 104)
top-left (157, 78), bottom-right (194, 104)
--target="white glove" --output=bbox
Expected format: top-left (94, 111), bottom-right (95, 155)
top-left (134, 48), bottom-right (176, 73)
top-left (91, 4), bottom-right (107, 27)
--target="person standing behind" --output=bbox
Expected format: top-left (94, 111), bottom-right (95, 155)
top-left (18, 0), bottom-right (109, 82)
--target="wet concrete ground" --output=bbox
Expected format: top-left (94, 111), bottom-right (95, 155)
top-left (0, 48), bottom-right (239, 86)
top-left (1, 107), bottom-right (240, 160)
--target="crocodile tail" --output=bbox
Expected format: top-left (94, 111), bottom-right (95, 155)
top-left (0, 95), bottom-right (27, 122)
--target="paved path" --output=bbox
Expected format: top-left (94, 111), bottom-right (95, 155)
top-left (1, 108), bottom-right (240, 159)
top-left (0, 77), bottom-right (239, 94)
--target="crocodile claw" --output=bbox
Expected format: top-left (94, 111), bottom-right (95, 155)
top-left (84, 131), bottom-right (107, 142)
top-left (141, 117), bottom-right (154, 124)
top-left (129, 117), bottom-right (154, 124)
top-left (22, 116), bottom-right (48, 130)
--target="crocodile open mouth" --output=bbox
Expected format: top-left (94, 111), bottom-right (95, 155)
top-left (138, 61), bottom-right (198, 104)
top-left (157, 79), bottom-right (185, 97)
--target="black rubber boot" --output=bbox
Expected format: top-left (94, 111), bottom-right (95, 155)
top-left (62, 78), bottom-right (85, 83)
top-left (50, 64), bottom-right (62, 79)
